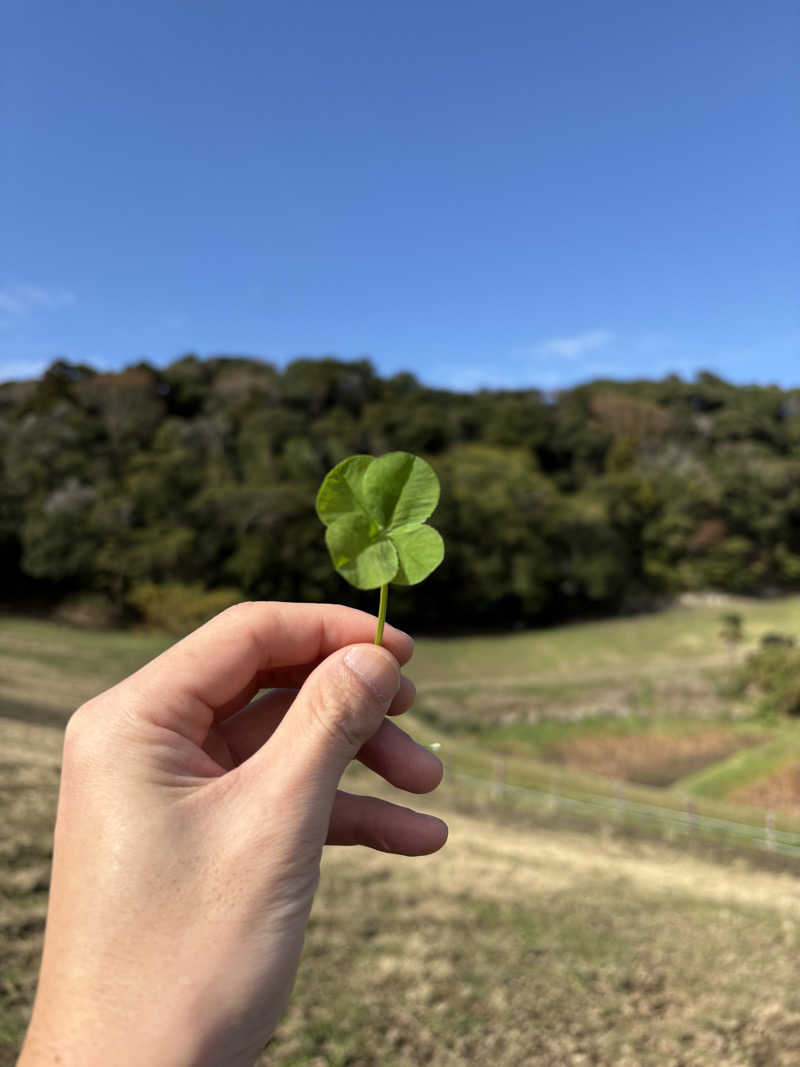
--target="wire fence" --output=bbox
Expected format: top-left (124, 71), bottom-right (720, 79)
top-left (452, 769), bottom-right (800, 859)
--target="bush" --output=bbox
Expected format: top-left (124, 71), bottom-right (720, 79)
top-left (730, 643), bottom-right (800, 717)
top-left (53, 593), bottom-right (121, 629)
top-left (760, 632), bottom-right (796, 649)
top-left (719, 612), bottom-right (744, 645)
top-left (128, 582), bottom-right (243, 635)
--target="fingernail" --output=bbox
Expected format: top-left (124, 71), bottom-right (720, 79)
top-left (344, 645), bottom-right (400, 704)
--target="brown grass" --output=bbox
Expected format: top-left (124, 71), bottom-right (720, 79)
top-left (0, 721), bottom-right (60, 1062)
top-left (6, 606), bottom-right (800, 1064)
top-left (265, 770), bottom-right (800, 1066)
top-left (417, 672), bottom-right (740, 732)
top-left (551, 730), bottom-right (765, 787)
top-left (733, 763), bottom-right (800, 817)
top-left (4, 710), bottom-right (800, 1065)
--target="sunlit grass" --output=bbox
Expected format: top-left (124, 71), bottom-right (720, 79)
top-left (0, 616), bottom-right (169, 726)
top-left (6, 602), bottom-right (800, 1064)
top-left (410, 595), bottom-right (800, 685)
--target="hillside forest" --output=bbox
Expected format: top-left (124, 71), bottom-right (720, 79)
top-left (3, 356), bottom-right (800, 632)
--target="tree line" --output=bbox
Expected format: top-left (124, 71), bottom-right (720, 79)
top-left (3, 355), bottom-right (800, 631)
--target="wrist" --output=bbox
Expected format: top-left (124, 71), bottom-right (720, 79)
top-left (18, 1007), bottom-right (221, 1067)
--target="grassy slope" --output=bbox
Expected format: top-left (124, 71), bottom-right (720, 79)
top-left (2, 598), bottom-right (800, 809)
top-left (0, 615), bottom-right (168, 729)
top-left (410, 594), bottom-right (800, 685)
top-left (5, 605), bottom-right (800, 1063)
top-left (408, 597), bottom-right (800, 808)
top-left (267, 772), bottom-right (800, 1067)
top-left (4, 716), bottom-right (800, 1067)
top-left (3, 592), bottom-right (800, 712)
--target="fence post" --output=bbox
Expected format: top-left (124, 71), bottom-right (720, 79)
top-left (492, 758), bottom-right (505, 802)
top-left (614, 782), bottom-right (625, 823)
top-left (766, 810), bottom-right (776, 852)
top-left (686, 796), bottom-right (697, 834)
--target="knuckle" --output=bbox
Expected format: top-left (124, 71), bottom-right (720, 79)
top-left (62, 701), bottom-right (102, 768)
top-left (63, 691), bottom-right (128, 764)
top-left (65, 699), bottom-right (94, 738)
top-left (214, 600), bottom-right (258, 626)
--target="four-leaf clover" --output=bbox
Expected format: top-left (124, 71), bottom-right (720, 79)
top-left (316, 452), bottom-right (444, 591)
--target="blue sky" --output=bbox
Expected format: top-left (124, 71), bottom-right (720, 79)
top-left (2, 0), bottom-right (797, 391)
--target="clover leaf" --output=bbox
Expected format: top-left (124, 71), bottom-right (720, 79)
top-left (316, 451), bottom-right (445, 643)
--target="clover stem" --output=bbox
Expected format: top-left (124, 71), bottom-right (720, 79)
top-left (374, 583), bottom-right (389, 645)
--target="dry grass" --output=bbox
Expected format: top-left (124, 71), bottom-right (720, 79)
top-left (0, 615), bottom-right (167, 732)
top-left (6, 605), bottom-right (800, 1064)
top-left (733, 763), bottom-right (800, 816)
top-left (410, 594), bottom-right (800, 689)
top-left (266, 771), bottom-right (800, 1066)
top-left (0, 721), bottom-right (60, 1061)
top-left (5, 710), bottom-right (800, 1065)
top-left (550, 729), bottom-right (765, 787)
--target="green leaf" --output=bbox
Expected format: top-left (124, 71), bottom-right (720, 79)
top-left (315, 454), bottom-right (374, 526)
top-left (362, 452), bottom-right (440, 529)
top-left (389, 524), bottom-right (445, 585)
top-left (325, 514), bottom-right (399, 590)
top-left (317, 450), bottom-right (444, 591)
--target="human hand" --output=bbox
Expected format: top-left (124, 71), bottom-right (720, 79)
top-left (19, 602), bottom-right (447, 1067)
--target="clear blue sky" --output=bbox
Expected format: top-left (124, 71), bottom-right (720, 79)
top-left (2, 0), bottom-right (797, 391)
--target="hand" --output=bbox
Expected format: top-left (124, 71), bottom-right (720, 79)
top-left (19, 602), bottom-right (447, 1067)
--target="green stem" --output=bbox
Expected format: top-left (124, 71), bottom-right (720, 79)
top-left (375, 583), bottom-right (388, 645)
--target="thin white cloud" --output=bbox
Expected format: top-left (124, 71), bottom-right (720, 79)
top-left (0, 284), bottom-right (76, 316)
top-left (538, 329), bottom-right (615, 360)
top-left (0, 355), bottom-right (52, 383)
top-left (436, 328), bottom-right (800, 393)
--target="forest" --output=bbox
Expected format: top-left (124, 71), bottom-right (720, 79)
top-left (3, 355), bottom-right (800, 632)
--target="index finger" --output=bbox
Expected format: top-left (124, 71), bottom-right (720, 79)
top-left (127, 601), bottom-right (414, 723)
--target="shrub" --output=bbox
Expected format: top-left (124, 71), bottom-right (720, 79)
top-left (719, 612), bottom-right (744, 645)
top-left (53, 593), bottom-right (121, 629)
top-left (760, 632), bottom-right (796, 649)
top-left (128, 582), bottom-right (243, 635)
top-left (729, 643), bottom-right (800, 717)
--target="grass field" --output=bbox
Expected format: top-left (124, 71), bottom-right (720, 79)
top-left (410, 596), bottom-right (800, 818)
top-left (5, 599), bottom-right (800, 1064)
top-left (273, 774), bottom-right (800, 1066)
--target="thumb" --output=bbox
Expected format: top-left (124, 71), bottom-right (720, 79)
top-left (251, 643), bottom-right (402, 802)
